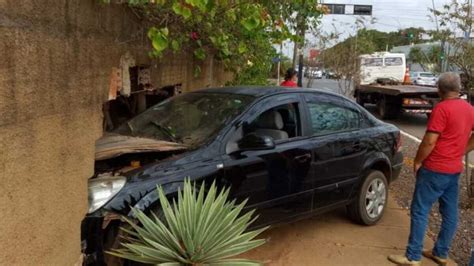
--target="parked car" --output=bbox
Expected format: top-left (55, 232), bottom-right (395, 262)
top-left (82, 87), bottom-right (403, 264)
top-left (326, 70), bottom-right (339, 79)
top-left (410, 72), bottom-right (438, 87)
top-left (312, 69), bottom-right (323, 79)
top-left (305, 68), bottom-right (323, 79)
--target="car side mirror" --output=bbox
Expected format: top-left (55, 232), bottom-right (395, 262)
top-left (237, 133), bottom-right (275, 151)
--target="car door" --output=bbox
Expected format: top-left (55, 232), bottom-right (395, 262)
top-left (222, 93), bottom-right (314, 227)
top-left (303, 93), bottom-right (368, 209)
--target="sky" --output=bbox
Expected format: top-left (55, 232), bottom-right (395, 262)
top-left (281, 0), bottom-right (451, 57)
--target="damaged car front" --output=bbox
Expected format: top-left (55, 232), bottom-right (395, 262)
top-left (80, 92), bottom-right (255, 265)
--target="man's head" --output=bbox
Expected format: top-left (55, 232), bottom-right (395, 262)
top-left (437, 72), bottom-right (461, 98)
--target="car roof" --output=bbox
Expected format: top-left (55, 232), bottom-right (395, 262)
top-left (192, 86), bottom-right (343, 98)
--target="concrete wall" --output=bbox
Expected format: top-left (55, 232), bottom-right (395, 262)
top-left (0, 1), bottom-right (231, 264)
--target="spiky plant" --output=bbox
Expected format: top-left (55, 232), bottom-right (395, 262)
top-left (107, 179), bottom-right (268, 265)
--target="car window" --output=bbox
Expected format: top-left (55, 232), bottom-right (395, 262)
top-left (225, 101), bottom-right (301, 154)
top-left (307, 102), bottom-right (360, 135)
top-left (361, 58), bottom-right (383, 67)
top-left (248, 103), bottom-right (301, 140)
top-left (384, 57), bottom-right (403, 66)
top-left (115, 92), bottom-right (255, 148)
top-left (420, 72), bottom-right (435, 77)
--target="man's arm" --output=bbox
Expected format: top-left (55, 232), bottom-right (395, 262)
top-left (414, 132), bottom-right (440, 173)
top-left (466, 133), bottom-right (474, 153)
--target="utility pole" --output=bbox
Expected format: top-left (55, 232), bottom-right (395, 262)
top-left (294, 5), bottom-right (307, 88)
top-left (297, 24), bottom-right (305, 87)
top-left (432, 0), bottom-right (446, 72)
top-left (277, 42), bottom-right (283, 85)
top-left (292, 42), bottom-right (298, 69)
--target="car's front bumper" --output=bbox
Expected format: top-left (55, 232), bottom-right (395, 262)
top-left (81, 216), bottom-right (105, 265)
top-left (81, 212), bottom-right (122, 265)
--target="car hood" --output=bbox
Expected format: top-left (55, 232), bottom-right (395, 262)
top-left (95, 134), bottom-right (187, 160)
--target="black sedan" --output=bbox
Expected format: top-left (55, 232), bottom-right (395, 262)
top-left (82, 87), bottom-right (403, 264)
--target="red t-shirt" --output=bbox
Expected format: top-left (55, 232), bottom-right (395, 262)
top-left (280, 80), bottom-right (297, 87)
top-left (423, 98), bottom-right (474, 174)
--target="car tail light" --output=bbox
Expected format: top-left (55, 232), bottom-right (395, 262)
top-left (395, 133), bottom-right (402, 153)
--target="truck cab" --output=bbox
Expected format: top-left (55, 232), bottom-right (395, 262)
top-left (360, 52), bottom-right (406, 85)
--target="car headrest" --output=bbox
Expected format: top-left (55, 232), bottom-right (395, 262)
top-left (256, 110), bottom-right (284, 130)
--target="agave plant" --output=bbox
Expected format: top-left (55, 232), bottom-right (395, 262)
top-left (108, 179), bottom-right (268, 265)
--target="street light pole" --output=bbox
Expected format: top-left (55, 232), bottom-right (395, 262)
top-left (277, 42), bottom-right (282, 85)
top-left (296, 7), bottom-right (306, 88)
top-left (431, 0), bottom-right (446, 72)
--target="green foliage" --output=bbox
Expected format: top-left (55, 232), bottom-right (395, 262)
top-left (321, 27), bottom-right (430, 83)
top-left (409, 46), bottom-right (443, 72)
top-left (104, 0), bottom-right (323, 85)
top-left (429, 0), bottom-right (474, 90)
top-left (351, 28), bottom-right (426, 52)
top-left (108, 180), bottom-right (267, 265)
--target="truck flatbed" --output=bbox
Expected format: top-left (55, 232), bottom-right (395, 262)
top-left (358, 84), bottom-right (438, 96)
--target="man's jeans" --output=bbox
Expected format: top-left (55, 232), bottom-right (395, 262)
top-left (469, 241), bottom-right (474, 266)
top-left (406, 167), bottom-right (459, 261)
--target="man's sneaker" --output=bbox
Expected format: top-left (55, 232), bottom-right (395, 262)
top-left (387, 254), bottom-right (421, 265)
top-left (422, 250), bottom-right (448, 265)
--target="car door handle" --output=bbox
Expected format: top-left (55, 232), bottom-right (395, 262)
top-left (294, 153), bottom-right (312, 163)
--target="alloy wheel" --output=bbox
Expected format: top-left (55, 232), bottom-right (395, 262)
top-left (365, 178), bottom-right (386, 219)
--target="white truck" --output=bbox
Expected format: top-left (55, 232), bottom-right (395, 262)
top-left (354, 52), bottom-right (439, 119)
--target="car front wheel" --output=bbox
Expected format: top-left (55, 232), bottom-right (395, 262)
top-left (347, 170), bottom-right (388, 225)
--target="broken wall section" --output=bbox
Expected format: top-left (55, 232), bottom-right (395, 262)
top-left (0, 0), bottom-right (231, 265)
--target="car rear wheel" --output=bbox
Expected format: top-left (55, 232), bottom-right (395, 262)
top-left (347, 170), bottom-right (388, 225)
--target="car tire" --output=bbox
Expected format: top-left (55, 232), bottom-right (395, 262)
top-left (103, 205), bottom-right (168, 266)
top-left (347, 170), bottom-right (388, 225)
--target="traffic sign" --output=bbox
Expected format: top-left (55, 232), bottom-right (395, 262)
top-left (323, 4), bottom-right (372, 15)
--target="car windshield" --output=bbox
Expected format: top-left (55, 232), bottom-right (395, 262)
top-left (420, 72), bottom-right (435, 77)
top-left (115, 92), bottom-right (255, 148)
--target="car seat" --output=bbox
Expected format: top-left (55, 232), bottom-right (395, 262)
top-left (254, 110), bottom-right (289, 140)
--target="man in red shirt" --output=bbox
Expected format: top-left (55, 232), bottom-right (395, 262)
top-left (389, 73), bottom-right (474, 265)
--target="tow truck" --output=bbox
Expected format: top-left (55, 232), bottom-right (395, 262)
top-left (354, 52), bottom-right (440, 119)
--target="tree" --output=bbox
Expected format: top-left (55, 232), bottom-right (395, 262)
top-left (317, 24), bottom-right (430, 96)
top-left (409, 45), bottom-right (443, 72)
top-left (102, 0), bottom-right (324, 85)
top-left (317, 19), bottom-right (376, 96)
top-left (430, 0), bottom-right (474, 90)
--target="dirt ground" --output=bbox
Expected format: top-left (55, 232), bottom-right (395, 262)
top-left (242, 135), bottom-right (471, 265)
top-left (242, 197), bottom-right (454, 265)
top-left (391, 135), bottom-right (473, 266)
